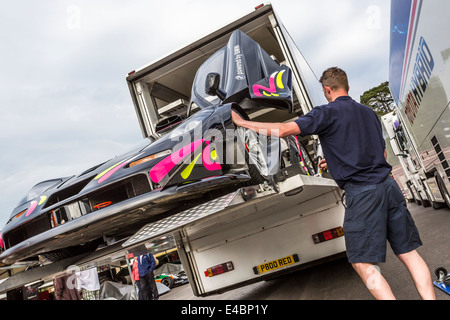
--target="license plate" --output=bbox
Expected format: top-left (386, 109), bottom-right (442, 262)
top-left (253, 254), bottom-right (299, 275)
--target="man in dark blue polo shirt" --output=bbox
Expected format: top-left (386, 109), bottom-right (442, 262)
top-left (231, 67), bottom-right (435, 300)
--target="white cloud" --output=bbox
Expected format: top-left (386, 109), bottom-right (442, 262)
top-left (276, 0), bottom-right (390, 99)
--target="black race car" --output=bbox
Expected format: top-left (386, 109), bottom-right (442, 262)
top-left (0, 30), bottom-right (315, 264)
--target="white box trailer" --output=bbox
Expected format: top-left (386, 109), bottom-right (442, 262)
top-left (382, 0), bottom-right (450, 209)
top-left (123, 4), bottom-right (346, 297)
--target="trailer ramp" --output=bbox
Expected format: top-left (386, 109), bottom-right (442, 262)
top-left (123, 174), bottom-right (341, 251)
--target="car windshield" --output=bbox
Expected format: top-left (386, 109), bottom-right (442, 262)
top-left (129, 137), bottom-right (154, 152)
top-left (16, 179), bottom-right (62, 208)
top-left (167, 107), bottom-right (215, 140)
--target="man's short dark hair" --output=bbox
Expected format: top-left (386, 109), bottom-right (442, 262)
top-left (319, 67), bottom-right (349, 92)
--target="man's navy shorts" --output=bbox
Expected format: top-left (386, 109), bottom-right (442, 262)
top-left (342, 176), bottom-right (422, 264)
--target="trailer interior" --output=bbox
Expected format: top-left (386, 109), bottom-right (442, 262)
top-left (127, 7), bottom-right (325, 161)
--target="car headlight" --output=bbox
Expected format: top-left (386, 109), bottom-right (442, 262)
top-left (129, 150), bottom-right (172, 168)
top-left (8, 209), bottom-right (27, 224)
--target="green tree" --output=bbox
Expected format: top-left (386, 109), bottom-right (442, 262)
top-left (360, 81), bottom-right (394, 116)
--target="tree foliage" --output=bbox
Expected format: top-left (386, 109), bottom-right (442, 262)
top-left (360, 81), bottom-right (394, 116)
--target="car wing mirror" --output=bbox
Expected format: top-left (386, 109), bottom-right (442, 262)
top-left (205, 73), bottom-right (226, 100)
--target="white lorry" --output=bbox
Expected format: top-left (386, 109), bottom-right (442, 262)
top-left (382, 0), bottom-right (450, 209)
top-left (122, 3), bottom-right (346, 297)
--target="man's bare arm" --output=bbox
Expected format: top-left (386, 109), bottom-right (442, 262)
top-left (231, 111), bottom-right (301, 138)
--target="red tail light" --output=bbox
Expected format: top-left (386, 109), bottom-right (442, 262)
top-left (312, 227), bottom-right (344, 244)
top-left (204, 261), bottom-right (234, 277)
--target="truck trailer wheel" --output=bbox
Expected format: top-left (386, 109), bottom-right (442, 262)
top-left (408, 182), bottom-right (423, 206)
top-left (436, 172), bottom-right (450, 209)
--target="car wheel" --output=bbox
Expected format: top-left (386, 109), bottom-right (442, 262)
top-left (230, 107), bottom-right (270, 186)
top-left (238, 127), bottom-right (272, 185)
top-left (287, 135), bottom-right (316, 176)
top-left (161, 276), bottom-right (174, 289)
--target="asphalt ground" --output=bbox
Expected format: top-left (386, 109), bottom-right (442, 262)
top-left (161, 202), bottom-right (450, 301)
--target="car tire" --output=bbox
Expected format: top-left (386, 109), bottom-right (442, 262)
top-left (161, 276), bottom-right (174, 289)
top-left (230, 106), bottom-right (268, 186)
top-left (287, 135), bottom-right (316, 176)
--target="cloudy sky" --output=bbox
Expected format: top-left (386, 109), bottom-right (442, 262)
top-left (0, 0), bottom-right (390, 228)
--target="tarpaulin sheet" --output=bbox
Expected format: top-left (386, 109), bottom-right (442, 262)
top-left (99, 281), bottom-right (170, 300)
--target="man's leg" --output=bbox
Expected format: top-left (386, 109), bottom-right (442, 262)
top-left (352, 262), bottom-right (396, 300)
top-left (140, 274), bottom-right (150, 300)
top-left (384, 179), bottom-right (435, 299)
top-left (397, 250), bottom-right (436, 300)
top-left (148, 271), bottom-right (159, 300)
top-left (136, 280), bottom-right (142, 300)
